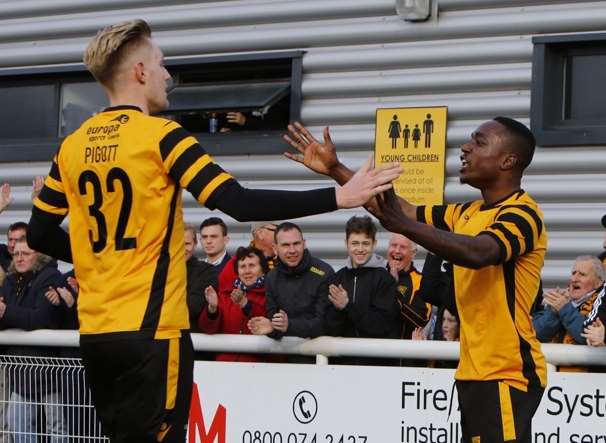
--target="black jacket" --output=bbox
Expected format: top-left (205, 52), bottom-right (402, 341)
top-left (187, 257), bottom-right (217, 332)
top-left (1, 262), bottom-right (63, 332)
top-left (0, 243), bottom-right (10, 273)
top-left (265, 250), bottom-right (333, 339)
top-left (324, 255), bottom-right (400, 339)
top-left (1, 258), bottom-right (64, 397)
top-left (416, 253), bottom-right (456, 341)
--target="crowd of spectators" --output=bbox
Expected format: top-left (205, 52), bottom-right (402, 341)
top-left (0, 174), bottom-right (605, 437)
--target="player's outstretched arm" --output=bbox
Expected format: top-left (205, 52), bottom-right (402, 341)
top-left (283, 122), bottom-right (417, 219)
top-left (27, 208), bottom-right (72, 263)
top-left (376, 189), bottom-right (500, 269)
top-left (334, 156), bottom-right (401, 209)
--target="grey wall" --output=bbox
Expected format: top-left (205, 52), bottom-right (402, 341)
top-left (0, 0), bottom-right (604, 285)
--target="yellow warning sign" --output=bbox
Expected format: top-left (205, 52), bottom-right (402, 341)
top-left (375, 106), bottom-right (447, 205)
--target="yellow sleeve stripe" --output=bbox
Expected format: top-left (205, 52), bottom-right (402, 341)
top-left (45, 176), bottom-right (64, 194)
top-left (423, 206), bottom-right (433, 226)
top-left (179, 155), bottom-right (213, 189)
top-left (497, 210), bottom-right (537, 255)
top-left (34, 198), bottom-right (68, 216)
top-left (197, 172), bottom-right (233, 205)
top-left (162, 135), bottom-right (199, 171)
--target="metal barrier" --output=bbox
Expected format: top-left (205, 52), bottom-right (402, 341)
top-left (0, 330), bottom-right (603, 442)
top-left (0, 355), bottom-right (107, 443)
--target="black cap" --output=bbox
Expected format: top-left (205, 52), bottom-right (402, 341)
top-left (602, 214), bottom-right (606, 228)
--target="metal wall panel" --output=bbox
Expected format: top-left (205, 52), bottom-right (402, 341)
top-left (0, 0), bottom-right (605, 286)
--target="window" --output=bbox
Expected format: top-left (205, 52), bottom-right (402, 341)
top-left (531, 33), bottom-right (606, 146)
top-left (0, 51), bottom-right (303, 161)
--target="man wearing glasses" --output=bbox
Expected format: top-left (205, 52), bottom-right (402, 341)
top-left (217, 222), bottom-right (279, 295)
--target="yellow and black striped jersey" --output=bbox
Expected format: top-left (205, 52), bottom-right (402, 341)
top-left (34, 106), bottom-right (234, 339)
top-left (417, 190), bottom-right (547, 391)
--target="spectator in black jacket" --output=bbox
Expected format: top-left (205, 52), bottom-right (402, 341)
top-left (0, 221), bottom-right (28, 274)
top-left (200, 217), bottom-right (231, 274)
top-left (415, 253), bottom-right (457, 341)
top-left (248, 222), bottom-right (333, 345)
top-left (323, 216), bottom-right (400, 365)
top-left (0, 237), bottom-right (66, 442)
top-left (185, 225), bottom-right (217, 332)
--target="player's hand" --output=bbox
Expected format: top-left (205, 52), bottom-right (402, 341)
top-left (31, 176), bottom-right (44, 202)
top-left (205, 286), bottom-right (219, 313)
top-left (248, 316), bottom-right (273, 335)
top-left (0, 298), bottom-right (5, 319)
top-left (271, 310), bottom-right (289, 332)
top-left (283, 123), bottom-right (340, 177)
top-left (0, 183), bottom-right (12, 213)
top-left (375, 188), bottom-right (409, 234)
top-left (328, 284), bottom-right (349, 310)
top-left (335, 156), bottom-right (401, 209)
top-left (226, 112), bottom-right (246, 126)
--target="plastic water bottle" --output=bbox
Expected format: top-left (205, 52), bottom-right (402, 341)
top-left (209, 113), bottom-right (218, 133)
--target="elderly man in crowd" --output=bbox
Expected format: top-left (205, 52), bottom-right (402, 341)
top-left (386, 233), bottom-right (430, 339)
top-left (533, 255), bottom-right (605, 345)
top-left (0, 238), bottom-right (66, 442)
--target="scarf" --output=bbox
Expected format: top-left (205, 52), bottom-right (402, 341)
top-left (233, 275), bottom-right (265, 292)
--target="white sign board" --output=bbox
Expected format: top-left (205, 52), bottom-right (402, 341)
top-left (188, 362), bottom-right (606, 443)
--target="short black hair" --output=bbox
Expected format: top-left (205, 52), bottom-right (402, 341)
top-left (233, 246), bottom-right (269, 274)
top-left (601, 214), bottom-right (606, 228)
top-left (274, 221), bottom-right (303, 241)
top-left (7, 221), bottom-right (28, 234)
top-left (493, 116), bottom-right (536, 172)
top-left (345, 215), bottom-right (377, 241)
top-left (199, 217), bottom-right (227, 236)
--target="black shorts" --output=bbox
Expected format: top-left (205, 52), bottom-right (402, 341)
top-left (456, 380), bottom-right (544, 443)
top-left (80, 331), bottom-right (194, 443)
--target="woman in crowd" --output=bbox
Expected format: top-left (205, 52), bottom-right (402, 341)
top-left (198, 246), bottom-right (269, 362)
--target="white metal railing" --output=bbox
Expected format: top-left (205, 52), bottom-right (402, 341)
top-left (0, 355), bottom-right (107, 442)
top-left (0, 329), bottom-right (604, 368)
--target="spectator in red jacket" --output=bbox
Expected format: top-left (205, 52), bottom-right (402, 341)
top-left (198, 246), bottom-right (269, 362)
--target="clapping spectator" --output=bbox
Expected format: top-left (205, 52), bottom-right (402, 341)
top-left (323, 216), bottom-right (400, 365)
top-left (533, 256), bottom-right (605, 347)
top-left (184, 225), bottom-right (217, 331)
top-left (218, 221), bottom-right (278, 296)
top-left (248, 223), bottom-right (333, 357)
top-left (1, 178), bottom-right (44, 272)
top-left (386, 234), bottom-right (430, 339)
top-left (198, 247), bottom-right (269, 362)
top-left (0, 238), bottom-right (66, 442)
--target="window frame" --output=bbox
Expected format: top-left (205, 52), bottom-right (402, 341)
top-left (531, 33), bottom-right (606, 146)
top-left (0, 51), bottom-right (304, 162)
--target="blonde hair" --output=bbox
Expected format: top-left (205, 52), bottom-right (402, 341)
top-left (83, 19), bottom-right (152, 87)
top-left (0, 266), bottom-right (5, 287)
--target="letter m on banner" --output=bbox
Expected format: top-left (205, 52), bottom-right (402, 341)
top-left (188, 383), bottom-right (227, 443)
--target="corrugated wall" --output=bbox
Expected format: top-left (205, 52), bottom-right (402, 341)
top-left (0, 0), bottom-right (605, 285)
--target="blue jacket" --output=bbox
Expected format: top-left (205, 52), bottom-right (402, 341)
top-left (532, 286), bottom-right (604, 344)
